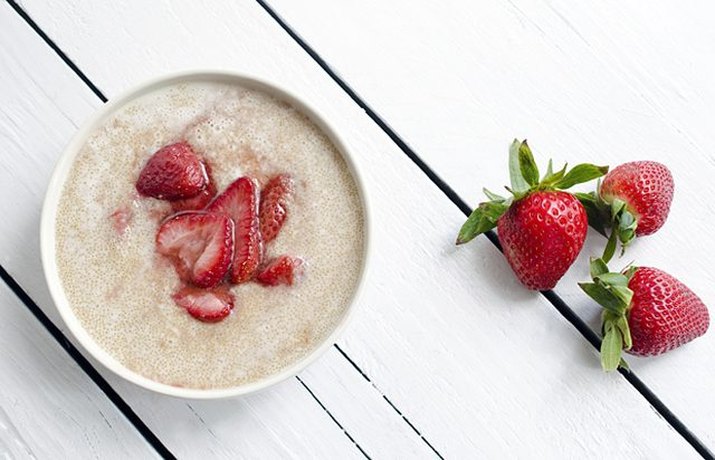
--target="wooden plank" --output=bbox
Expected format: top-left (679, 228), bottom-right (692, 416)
top-left (106, 355), bottom-right (366, 460)
top-left (4, 0), bottom-right (701, 456)
top-left (0, 282), bottom-right (158, 458)
top-left (263, 0), bottom-right (715, 450)
top-left (0, 3), bottom-right (422, 458)
top-left (299, 347), bottom-right (439, 458)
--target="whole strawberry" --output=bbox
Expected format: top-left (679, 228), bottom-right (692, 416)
top-left (577, 161), bottom-right (674, 261)
top-left (457, 140), bottom-right (608, 290)
top-left (580, 258), bottom-right (709, 371)
top-left (498, 191), bottom-right (587, 290)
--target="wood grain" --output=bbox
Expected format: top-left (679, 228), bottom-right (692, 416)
top-left (0, 0), bottom-right (703, 456)
top-left (266, 0), bottom-right (715, 450)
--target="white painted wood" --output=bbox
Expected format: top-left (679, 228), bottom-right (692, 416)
top-left (299, 348), bottom-right (436, 458)
top-left (107, 354), bottom-right (366, 460)
top-left (118, 346), bottom-right (438, 459)
top-left (0, 282), bottom-right (157, 458)
top-left (1, 0), bottom-right (702, 456)
top-left (263, 0), bottom-right (715, 449)
top-left (0, 4), bottom-right (420, 458)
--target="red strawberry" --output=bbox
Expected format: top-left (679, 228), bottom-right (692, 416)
top-left (259, 174), bottom-right (295, 243)
top-left (256, 255), bottom-right (305, 286)
top-left (457, 139), bottom-right (607, 290)
top-left (206, 177), bottom-right (263, 283)
top-left (577, 161), bottom-right (674, 261)
top-left (497, 191), bottom-right (587, 290)
top-left (172, 285), bottom-right (235, 322)
top-left (628, 267), bottom-right (709, 356)
top-left (171, 162), bottom-right (217, 212)
top-left (136, 141), bottom-right (208, 200)
top-left (580, 259), bottom-right (709, 371)
top-left (156, 212), bottom-right (234, 288)
top-left (601, 161), bottom-right (674, 236)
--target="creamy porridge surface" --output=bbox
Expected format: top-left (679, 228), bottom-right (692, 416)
top-left (56, 81), bottom-right (365, 389)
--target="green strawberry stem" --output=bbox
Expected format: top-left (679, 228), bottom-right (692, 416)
top-left (576, 184), bottom-right (638, 261)
top-left (456, 140), bottom-right (609, 245)
top-left (601, 226), bottom-right (619, 264)
top-left (578, 258), bottom-right (637, 372)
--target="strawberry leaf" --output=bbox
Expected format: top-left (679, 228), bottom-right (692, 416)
top-left (543, 159), bottom-right (554, 179)
top-left (578, 281), bottom-right (629, 314)
top-left (518, 141), bottom-right (540, 187)
top-left (541, 162), bottom-right (568, 187)
top-left (508, 139), bottom-right (530, 194)
top-left (617, 209), bottom-right (637, 251)
top-left (575, 191), bottom-right (609, 236)
top-left (602, 227), bottom-right (619, 263)
top-left (574, 191), bottom-right (596, 202)
top-left (623, 265), bottom-right (638, 280)
top-left (595, 272), bottom-right (629, 286)
top-left (456, 200), bottom-right (510, 245)
top-left (618, 358), bottom-right (630, 371)
top-left (610, 198), bottom-right (627, 217)
top-left (554, 164), bottom-right (609, 190)
top-left (483, 187), bottom-right (506, 202)
top-left (619, 209), bottom-right (636, 227)
top-left (589, 257), bottom-right (609, 278)
top-left (616, 315), bottom-right (632, 350)
top-left (601, 320), bottom-right (624, 372)
top-left (590, 258), bottom-right (613, 282)
top-left (610, 285), bottom-right (634, 308)
top-left (581, 259), bottom-right (637, 371)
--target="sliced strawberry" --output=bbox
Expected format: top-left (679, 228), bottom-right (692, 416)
top-left (172, 285), bottom-right (235, 322)
top-left (171, 161), bottom-right (217, 212)
top-left (156, 212), bottom-right (234, 288)
top-left (256, 255), bottom-right (305, 286)
top-left (206, 177), bottom-right (263, 284)
top-left (136, 141), bottom-right (207, 200)
top-left (259, 174), bottom-right (295, 243)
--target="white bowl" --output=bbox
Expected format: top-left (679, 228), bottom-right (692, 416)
top-left (40, 70), bottom-right (371, 399)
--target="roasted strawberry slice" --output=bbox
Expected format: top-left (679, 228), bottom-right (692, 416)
top-left (171, 162), bottom-right (217, 212)
top-left (136, 141), bottom-right (208, 200)
top-left (156, 212), bottom-right (234, 288)
top-left (256, 255), bottom-right (305, 286)
top-left (172, 286), bottom-right (235, 322)
top-left (206, 177), bottom-right (263, 284)
top-left (259, 174), bottom-right (295, 243)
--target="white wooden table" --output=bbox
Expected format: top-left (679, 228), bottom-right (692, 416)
top-left (1, 1), bottom-right (714, 458)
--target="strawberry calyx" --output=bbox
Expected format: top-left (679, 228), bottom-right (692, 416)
top-left (575, 185), bottom-right (638, 263)
top-left (578, 257), bottom-right (639, 372)
top-left (456, 139), bottom-right (608, 245)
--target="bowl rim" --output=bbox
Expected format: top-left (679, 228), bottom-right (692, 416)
top-left (40, 69), bottom-right (372, 399)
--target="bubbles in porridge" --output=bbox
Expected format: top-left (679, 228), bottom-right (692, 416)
top-left (55, 81), bottom-right (365, 389)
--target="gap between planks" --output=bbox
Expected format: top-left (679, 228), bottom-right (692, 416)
top-left (0, 265), bottom-right (176, 459)
top-left (7, 0), bottom-right (711, 456)
top-left (2, 0), bottom-right (444, 457)
top-left (253, 0), bottom-right (715, 458)
top-left (0, 261), bottom-right (375, 460)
